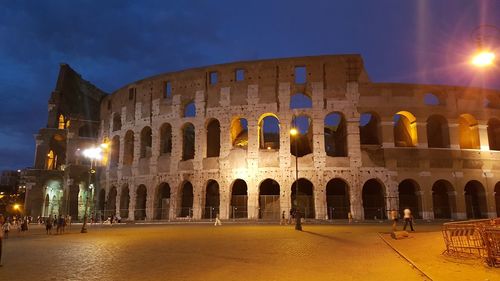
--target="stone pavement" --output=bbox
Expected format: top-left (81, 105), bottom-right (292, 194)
top-left (0, 222), bottom-right (497, 281)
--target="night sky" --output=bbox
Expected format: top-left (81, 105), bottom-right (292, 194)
top-left (1, 0), bottom-right (499, 171)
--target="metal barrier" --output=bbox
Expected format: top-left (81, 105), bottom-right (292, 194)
top-left (442, 218), bottom-right (500, 267)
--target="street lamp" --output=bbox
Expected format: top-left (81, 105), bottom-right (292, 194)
top-left (80, 146), bottom-right (102, 233)
top-left (290, 127), bottom-right (302, 231)
top-left (470, 25), bottom-right (499, 68)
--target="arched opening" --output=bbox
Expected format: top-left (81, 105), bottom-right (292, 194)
top-left (259, 179), bottom-right (280, 220)
top-left (58, 114), bottom-right (67, 129)
top-left (362, 179), bottom-right (386, 220)
top-left (47, 134), bottom-right (66, 170)
top-left (160, 123), bottom-right (172, 154)
top-left (426, 115), bottom-right (450, 148)
top-left (135, 185), bottom-right (147, 220)
top-left (231, 179), bottom-right (248, 219)
top-left (180, 181), bottom-right (194, 217)
top-left (44, 194), bottom-right (50, 217)
top-left (140, 126), bottom-right (152, 158)
top-left (495, 182), bottom-right (500, 217)
top-left (110, 136), bottom-right (120, 167)
top-left (155, 183), bottom-right (170, 220)
top-left (123, 130), bottom-right (134, 165)
top-left (46, 150), bottom-right (56, 170)
top-left (464, 180), bottom-right (488, 219)
top-left (487, 118), bottom-right (500, 151)
top-left (459, 114), bottom-right (480, 149)
top-left (290, 115), bottom-right (313, 157)
top-left (204, 180), bottom-right (220, 219)
top-left (120, 185), bottom-right (130, 219)
top-left (424, 93), bottom-right (440, 105)
top-left (112, 113), bottom-right (122, 131)
top-left (290, 93), bottom-right (312, 109)
top-left (432, 180), bottom-right (455, 219)
top-left (182, 123), bottom-right (195, 160)
top-left (324, 112), bottom-right (347, 156)
top-left (184, 101), bottom-right (196, 117)
top-left (398, 179), bottom-right (421, 219)
top-left (359, 112), bottom-right (381, 145)
top-left (206, 119), bottom-right (221, 157)
top-left (326, 178), bottom-right (350, 219)
top-left (231, 117), bottom-right (248, 149)
top-left (98, 189), bottom-right (105, 220)
top-left (107, 186), bottom-right (117, 218)
top-left (291, 178), bottom-right (315, 218)
top-left (394, 111), bottom-right (417, 147)
top-left (258, 114), bottom-right (280, 150)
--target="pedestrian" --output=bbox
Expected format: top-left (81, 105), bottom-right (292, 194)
top-left (390, 209), bottom-right (398, 231)
top-left (348, 212), bottom-right (353, 224)
top-left (214, 213), bottom-right (222, 226)
top-left (46, 217), bottom-right (52, 235)
top-left (280, 211), bottom-right (287, 225)
top-left (58, 215), bottom-right (65, 234)
top-left (295, 209), bottom-right (302, 231)
top-left (403, 208), bottom-right (415, 232)
top-left (288, 208), bottom-right (294, 224)
top-left (2, 220), bottom-right (11, 239)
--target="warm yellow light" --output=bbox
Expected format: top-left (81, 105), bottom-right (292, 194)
top-left (290, 128), bottom-right (298, 136)
top-left (471, 51), bottom-right (495, 67)
top-left (100, 143), bottom-right (109, 149)
top-left (13, 204), bottom-right (20, 210)
top-left (267, 146), bottom-right (271, 150)
top-left (82, 147), bottom-right (103, 160)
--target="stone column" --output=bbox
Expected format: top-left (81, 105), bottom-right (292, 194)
top-left (418, 190), bottom-right (433, 220)
top-left (146, 191), bottom-right (155, 221)
top-left (478, 123), bottom-right (490, 151)
top-left (128, 187), bottom-right (136, 221)
top-left (417, 122), bottom-right (428, 148)
top-left (448, 121), bottom-right (460, 149)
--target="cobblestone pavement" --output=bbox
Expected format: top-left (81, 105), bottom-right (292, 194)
top-left (0, 222), bottom-right (476, 281)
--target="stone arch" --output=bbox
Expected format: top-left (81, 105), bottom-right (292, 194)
top-left (230, 117), bottom-right (248, 149)
top-left (398, 179), bottom-right (421, 219)
top-left (140, 126), bottom-right (152, 158)
top-left (120, 184), bottom-right (130, 219)
top-left (184, 100), bottom-right (196, 117)
top-left (159, 123), bottom-right (172, 154)
top-left (179, 181), bottom-right (194, 217)
top-left (487, 118), bottom-right (500, 151)
top-left (258, 178), bottom-right (280, 219)
top-left (206, 119), bottom-right (221, 157)
top-left (290, 115), bottom-right (313, 157)
top-left (326, 178), bottom-right (350, 219)
top-left (426, 115), bottom-right (450, 148)
top-left (258, 113), bottom-right (280, 150)
top-left (394, 111), bottom-right (418, 147)
top-left (154, 182), bottom-right (171, 220)
top-left (98, 189), bottom-right (105, 220)
top-left (203, 180), bottom-right (220, 219)
top-left (291, 178), bottom-right (315, 218)
top-left (135, 184), bottom-right (147, 220)
top-left (290, 93), bottom-right (312, 109)
top-left (359, 112), bottom-right (381, 145)
top-left (110, 136), bottom-right (120, 167)
top-left (182, 123), bottom-right (195, 160)
top-left (107, 186), bottom-right (117, 218)
top-left (495, 182), bottom-right (500, 217)
top-left (123, 130), bottom-right (134, 165)
top-left (112, 113), bottom-right (122, 132)
top-left (464, 180), bottom-right (488, 219)
top-left (324, 112), bottom-right (347, 156)
top-left (230, 179), bottom-right (248, 219)
top-left (44, 194), bottom-right (50, 217)
top-left (459, 114), bottom-right (480, 149)
top-left (432, 180), bottom-right (455, 219)
top-left (362, 179), bottom-right (386, 220)
top-left (47, 134), bottom-right (66, 170)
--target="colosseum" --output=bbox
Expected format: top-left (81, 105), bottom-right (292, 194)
top-left (22, 54), bottom-right (500, 222)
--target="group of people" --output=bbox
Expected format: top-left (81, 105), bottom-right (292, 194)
top-left (390, 208), bottom-right (415, 232)
top-left (0, 214), bottom-right (30, 266)
top-left (44, 215), bottom-right (72, 235)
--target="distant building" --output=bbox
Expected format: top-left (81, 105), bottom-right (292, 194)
top-left (0, 170), bottom-right (20, 194)
top-left (23, 55), bottom-right (500, 221)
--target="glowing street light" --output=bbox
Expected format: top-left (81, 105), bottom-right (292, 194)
top-left (471, 50), bottom-right (496, 67)
top-left (470, 25), bottom-right (499, 69)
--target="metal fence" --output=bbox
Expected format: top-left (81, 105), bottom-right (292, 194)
top-left (442, 218), bottom-right (500, 267)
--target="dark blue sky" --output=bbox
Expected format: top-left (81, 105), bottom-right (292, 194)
top-left (1, 0), bottom-right (499, 171)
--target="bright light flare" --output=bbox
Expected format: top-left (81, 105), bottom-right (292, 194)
top-left (13, 204), bottom-right (20, 210)
top-left (471, 51), bottom-right (496, 67)
top-left (290, 128), bottom-right (298, 136)
top-left (82, 147), bottom-right (103, 160)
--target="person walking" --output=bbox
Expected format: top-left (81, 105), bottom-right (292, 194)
top-left (390, 209), bottom-right (398, 231)
top-left (2, 220), bottom-right (11, 239)
top-left (214, 213), bottom-right (222, 226)
top-left (295, 209), bottom-right (302, 231)
top-left (280, 211), bottom-right (287, 225)
top-left (403, 208), bottom-right (415, 231)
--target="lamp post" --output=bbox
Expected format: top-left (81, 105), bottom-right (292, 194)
top-left (81, 146), bottom-right (102, 233)
top-left (290, 127), bottom-right (302, 231)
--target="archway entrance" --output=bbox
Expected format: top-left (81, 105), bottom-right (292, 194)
top-left (180, 182), bottom-right (194, 217)
top-left (362, 179), bottom-right (386, 220)
top-left (204, 180), bottom-right (220, 219)
top-left (291, 178), bottom-right (315, 218)
top-left (259, 179), bottom-right (280, 220)
top-left (135, 185), bottom-right (147, 220)
top-left (155, 183), bottom-right (170, 220)
top-left (120, 185), bottom-right (130, 219)
top-left (231, 179), bottom-right (248, 219)
top-left (398, 179), bottom-right (420, 219)
top-left (432, 180), bottom-right (455, 219)
top-left (464, 181), bottom-right (487, 219)
top-left (326, 178), bottom-right (350, 219)
top-left (107, 186), bottom-right (117, 218)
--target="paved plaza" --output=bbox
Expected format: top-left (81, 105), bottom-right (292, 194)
top-left (0, 222), bottom-right (498, 281)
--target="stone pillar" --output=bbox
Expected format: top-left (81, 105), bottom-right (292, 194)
top-left (192, 181), bottom-right (203, 220)
top-left (418, 190), bottom-right (433, 220)
top-left (116, 186), bottom-right (122, 219)
top-left (448, 122), bottom-right (460, 149)
top-left (146, 191), bottom-right (154, 221)
top-left (128, 187), bottom-right (136, 221)
top-left (417, 122), bottom-right (428, 148)
top-left (483, 172), bottom-right (497, 218)
top-left (478, 123), bottom-right (490, 151)
top-left (315, 178), bottom-right (327, 220)
top-left (381, 118), bottom-right (395, 148)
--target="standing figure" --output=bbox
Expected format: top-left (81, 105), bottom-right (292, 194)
top-left (348, 212), bottom-right (353, 224)
top-left (280, 211), bottom-right (287, 225)
top-left (2, 221), bottom-right (11, 239)
top-left (390, 209), bottom-right (398, 231)
top-left (295, 210), bottom-right (302, 231)
top-left (403, 208), bottom-right (415, 231)
top-left (214, 213), bottom-right (222, 226)
top-left (46, 217), bottom-right (53, 235)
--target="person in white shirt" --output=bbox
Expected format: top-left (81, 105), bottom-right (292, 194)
top-left (403, 208), bottom-right (415, 231)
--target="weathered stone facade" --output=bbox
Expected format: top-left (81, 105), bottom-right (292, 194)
top-left (24, 55), bottom-right (500, 222)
